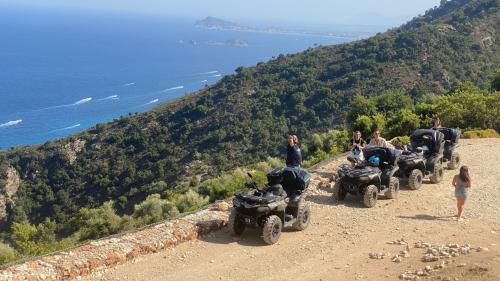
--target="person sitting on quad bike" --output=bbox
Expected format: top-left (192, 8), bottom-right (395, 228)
top-left (348, 131), bottom-right (366, 167)
top-left (368, 130), bottom-right (389, 148)
top-left (286, 135), bottom-right (302, 168)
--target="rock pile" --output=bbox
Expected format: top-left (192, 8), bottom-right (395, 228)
top-left (397, 240), bottom-right (487, 280)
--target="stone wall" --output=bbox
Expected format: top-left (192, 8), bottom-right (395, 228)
top-left (0, 202), bottom-right (230, 281)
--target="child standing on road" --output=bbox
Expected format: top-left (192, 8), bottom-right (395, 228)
top-left (452, 166), bottom-right (472, 221)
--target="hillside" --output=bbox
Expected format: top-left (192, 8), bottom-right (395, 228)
top-left (0, 0), bottom-right (499, 260)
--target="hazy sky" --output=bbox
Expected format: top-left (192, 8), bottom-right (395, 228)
top-left (2, 0), bottom-right (441, 27)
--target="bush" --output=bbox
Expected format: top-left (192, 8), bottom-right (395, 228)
top-left (462, 129), bottom-right (499, 139)
top-left (0, 242), bottom-right (18, 265)
top-left (76, 201), bottom-right (123, 241)
top-left (132, 194), bottom-right (179, 226)
top-left (10, 220), bottom-right (69, 257)
top-left (175, 190), bottom-right (210, 213)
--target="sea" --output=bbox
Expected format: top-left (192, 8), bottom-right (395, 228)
top-left (0, 7), bottom-right (375, 149)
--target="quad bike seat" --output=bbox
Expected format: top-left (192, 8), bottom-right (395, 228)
top-left (410, 129), bottom-right (445, 155)
top-left (433, 127), bottom-right (460, 144)
top-left (267, 167), bottom-right (311, 196)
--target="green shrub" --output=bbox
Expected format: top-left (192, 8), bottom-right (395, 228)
top-left (76, 201), bottom-right (123, 241)
top-left (132, 194), bottom-right (179, 226)
top-left (462, 129), bottom-right (499, 139)
top-left (0, 242), bottom-right (18, 265)
top-left (10, 220), bottom-right (69, 257)
top-left (175, 190), bottom-right (210, 213)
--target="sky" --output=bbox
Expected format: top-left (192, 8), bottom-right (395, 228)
top-left (1, 0), bottom-right (441, 27)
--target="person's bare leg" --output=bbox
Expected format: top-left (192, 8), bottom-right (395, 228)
top-left (457, 198), bottom-right (465, 220)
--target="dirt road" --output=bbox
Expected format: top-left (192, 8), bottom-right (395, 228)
top-left (93, 139), bottom-right (500, 281)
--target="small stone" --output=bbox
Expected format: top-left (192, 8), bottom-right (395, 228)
top-left (210, 260), bottom-right (215, 263)
top-left (457, 263), bottom-right (466, 267)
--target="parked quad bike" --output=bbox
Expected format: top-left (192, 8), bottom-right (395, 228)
top-left (397, 129), bottom-right (446, 190)
top-left (333, 146), bottom-right (400, 208)
top-left (229, 167), bottom-right (311, 245)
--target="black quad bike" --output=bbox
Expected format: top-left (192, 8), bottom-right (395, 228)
top-left (333, 147), bottom-right (400, 208)
top-left (433, 127), bottom-right (461, 170)
top-left (229, 167), bottom-right (311, 245)
top-left (397, 129), bottom-right (446, 189)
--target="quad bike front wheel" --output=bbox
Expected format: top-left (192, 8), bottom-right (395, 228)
top-left (363, 185), bottom-right (378, 208)
top-left (385, 177), bottom-right (399, 199)
top-left (332, 181), bottom-right (347, 201)
top-left (447, 152), bottom-right (460, 170)
top-left (430, 163), bottom-right (444, 184)
top-left (228, 208), bottom-right (245, 236)
top-left (293, 200), bottom-right (311, 231)
top-left (408, 169), bottom-right (423, 190)
top-left (262, 215), bottom-right (282, 245)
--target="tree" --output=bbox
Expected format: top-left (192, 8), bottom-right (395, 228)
top-left (76, 201), bottom-right (122, 241)
top-left (492, 70), bottom-right (500, 91)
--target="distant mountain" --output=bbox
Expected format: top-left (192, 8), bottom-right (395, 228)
top-left (194, 16), bottom-right (372, 39)
top-left (0, 0), bottom-right (498, 246)
top-left (195, 16), bottom-right (241, 30)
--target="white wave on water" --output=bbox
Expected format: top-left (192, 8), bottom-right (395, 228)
top-left (37, 97), bottom-right (93, 111)
top-left (160, 86), bottom-right (184, 92)
top-left (210, 74), bottom-right (222, 77)
top-left (51, 124), bottom-right (81, 132)
top-left (199, 70), bottom-right (218, 75)
top-left (123, 82), bottom-right (135, 87)
top-left (200, 80), bottom-right (208, 83)
top-left (0, 120), bottom-right (22, 128)
top-left (100, 95), bottom-right (119, 100)
top-left (72, 97), bottom-right (92, 105)
top-left (145, 99), bottom-right (159, 105)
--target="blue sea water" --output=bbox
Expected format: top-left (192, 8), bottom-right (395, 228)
top-left (0, 8), bottom-right (363, 149)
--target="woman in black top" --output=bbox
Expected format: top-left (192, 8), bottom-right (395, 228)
top-left (348, 131), bottom-right (365, 166)
top-left (286, 135), bottom-right (302, 168)
top-left (349, 131), bottom-right (365, 153)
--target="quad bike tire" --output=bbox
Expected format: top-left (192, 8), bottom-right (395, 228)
top-left (430, 162), bottom-right (444, 184)
top-left (228, 208), bottom-right (245, 236)
top-left (262, 215), bottom-right (282, 245)
top-left (385, 177), bottom-right (400, 199)
top-left (408, 169), bottom-right (423, 190)
top-left (363, 185), bottom-right (378, 208)
top-left (447, 152), bottom-right (460, 170)
top-left (293, 200), bottom-right (311, 231)
top-left (332, 181), bottom-right (347, 201)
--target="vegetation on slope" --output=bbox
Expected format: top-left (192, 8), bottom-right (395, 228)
top-left (0, 0), bottom-right (499, 265)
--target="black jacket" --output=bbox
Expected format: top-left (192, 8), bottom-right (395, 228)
top-left (286, 144), bottom-right (302, 167)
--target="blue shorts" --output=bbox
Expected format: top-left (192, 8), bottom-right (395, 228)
top-left (455, 187), bottom-right (470, 199)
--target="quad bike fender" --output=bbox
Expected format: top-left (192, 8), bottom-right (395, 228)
top-left (381, 166), bottom-right (399, 188)
top-left (426, 155), bottom-right (443, 172)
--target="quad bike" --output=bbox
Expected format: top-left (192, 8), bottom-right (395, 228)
top-left (433, 127), bottom-right (461, 170)
top-left (397, 129), bottom-right (446, 189)
top-left (333, 146), bottom-right (400, 208)
top-left (229, 167), bottom-right (311, 245)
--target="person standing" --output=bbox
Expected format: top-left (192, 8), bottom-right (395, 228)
top-left (368, 130), bottom-right (389, 148)
top-left (286, 135), bottom-right (302, 168)
top-left (452, 166), bottom-right (472, 221)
